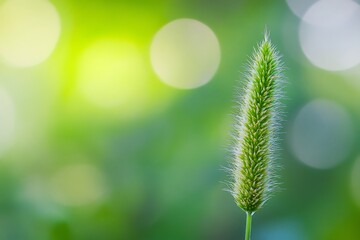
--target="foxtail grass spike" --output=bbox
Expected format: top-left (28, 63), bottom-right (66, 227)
top-left (230, 32), bottom-right (284, 239)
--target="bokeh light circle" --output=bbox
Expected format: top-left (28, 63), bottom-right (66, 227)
top-left (286, 0), bottom-right (317, 18)
top-left (291, 100), bottom-right (353, 169)
top-left (299, 0), bottom-right (360, 71)
top-left (350, 157), bottom-right (360, 208)
top-left (0, 88), bottom-right (16, 155)
top-left (50, 163), bottom-right (107, 206)
top-left (0, 0), bottom-right (61, 67)
top-left (78, 40), bottom-right (148, 110)
top-left (150, 18), bottom-right (221, 89)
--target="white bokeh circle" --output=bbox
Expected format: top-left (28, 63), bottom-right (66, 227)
top-left (291, 100), bottom-right (353, 169)
top-left (150, 18), bottom-right (221, 89)
top-left (299, 0), bottom-right (360, 71)
top-left (0, 0), bottom-right (61, 67)
top-left (286, 0), bottom-right (317, 18)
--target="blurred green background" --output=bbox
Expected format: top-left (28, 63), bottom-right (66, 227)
top-left (0, 0), bottom-right (359, 239)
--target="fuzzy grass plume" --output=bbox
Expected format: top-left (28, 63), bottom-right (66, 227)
top-left (230, 32), bottom-right (284, 239)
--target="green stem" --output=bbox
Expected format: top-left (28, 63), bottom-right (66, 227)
top-left (245, 212), bottom-right (253, 240)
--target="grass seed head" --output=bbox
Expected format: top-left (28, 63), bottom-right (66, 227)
top-left (230, 32), bottom-right (284, 213)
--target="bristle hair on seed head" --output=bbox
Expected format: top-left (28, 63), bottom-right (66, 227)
top-left (228, 32), bottom-right (284, 214)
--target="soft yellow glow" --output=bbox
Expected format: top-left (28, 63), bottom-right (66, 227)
top-left (150, 18), bottom-right (221, 89)
top-left (78, 40), bottom-right (149, 111)
top-left (0, 0), bottom-right (61, 67)
top-left (50, 163), bottom-right (107, 206)
top-left (0, 87), bottom-right (16, 155)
